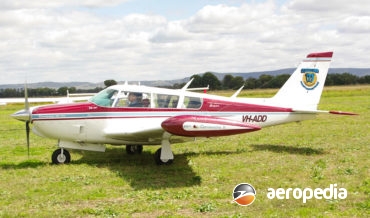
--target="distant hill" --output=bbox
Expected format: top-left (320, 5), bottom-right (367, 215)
top-left (1, 68), bottom-right (369, 89)
top-left (208, 68), bottom-right (370, 81)
top-left (0, 81), bottom-right (101, 90)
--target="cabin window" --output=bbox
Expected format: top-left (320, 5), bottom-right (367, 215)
top-left (153, 94), bottom-right (179, 108)
top-left (113, 91), bottom-right (151, 108)
top-left (90, 89), bottom-right (202, 109)
top-left (184, 96), bottom-right (202, 109)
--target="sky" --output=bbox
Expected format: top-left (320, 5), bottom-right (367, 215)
top-left (1, 0), bottom-right (369, 84)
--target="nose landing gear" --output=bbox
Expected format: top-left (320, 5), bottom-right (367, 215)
top-left (51, 148), bottom-right (71, 164)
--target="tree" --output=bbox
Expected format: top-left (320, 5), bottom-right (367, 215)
top-left (267, 74), bottom-right (290, 88)
top-left (358, 75), bottom-right (370, 84)
top-left (230, 76), bottom-right (245, 90)
top-left (68, 87), bottom-right (77, 93)
top-left (245, 78), bottom-right (259, 89)
top-left (104, 79), bottom-right (117, 87)
top-left (189, 75), bottom-right (203, 88)
top-left (57, 87), bottom-right (69, 96)
top-left (202, 72), bottom-right (221, 90)
top-left (222, 75), bottom-right (234, 89)
top-left (259, 74), bottom-right (274, 88)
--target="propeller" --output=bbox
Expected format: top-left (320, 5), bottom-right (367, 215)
top-left (26, 121), bottom-right (30, 157)
top-left (11, 83), bottom-right (32, 156)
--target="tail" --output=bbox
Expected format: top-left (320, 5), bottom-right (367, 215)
top-left (271, 52), bottom-right (333, 110)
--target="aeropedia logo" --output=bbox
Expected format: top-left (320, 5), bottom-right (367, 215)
top-left (232, 183), bottom-right (256, 206)
top-left (233, 183), bottom-right (347, 205)
top-left (267, 184), bottom-right (347, 203)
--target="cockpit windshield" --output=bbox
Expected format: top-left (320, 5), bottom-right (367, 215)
top-left (90, 88), bottom-right (118, 107)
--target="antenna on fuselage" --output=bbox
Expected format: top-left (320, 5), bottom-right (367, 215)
top-left (181, 78), bottom-right (194, 91)
top-left (231, 85), bottom-right (244, 98)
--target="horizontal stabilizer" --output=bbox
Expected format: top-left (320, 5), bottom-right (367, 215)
top-left (329, 110), bottom-right (358, 116)
top-left (293, 109), bottom-right (358, 116)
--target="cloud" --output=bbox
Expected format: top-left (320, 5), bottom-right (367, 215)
top-left (0, 0), bottom-right (129, 10)
top-left (1, 0), bottom-right (370, 84)
top-left (338, 16), bottom-right (370, 34)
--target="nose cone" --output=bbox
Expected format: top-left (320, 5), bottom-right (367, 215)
top-left (12, 109), bottom-right (31, 122)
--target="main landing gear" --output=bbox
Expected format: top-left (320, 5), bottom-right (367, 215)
top-left (126, 145), bottom-right (143, 154)
top-left (126, 142), bottom-right (174, 165)
top-left (154, 132), bottom-right (174, 165)
top-left (154, 148), bottom-right (173, 165)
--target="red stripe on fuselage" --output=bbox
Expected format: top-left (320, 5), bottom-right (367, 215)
top-left (32, 99), bottom-right (292, 117)
top-left (201, 99), bottom-right (292, 112)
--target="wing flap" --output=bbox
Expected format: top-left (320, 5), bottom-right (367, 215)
top-left (104, 127), bottom-right (164, 141)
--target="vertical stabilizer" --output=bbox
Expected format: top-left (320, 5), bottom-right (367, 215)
top-left (271, 52), bottom-right (333, 110)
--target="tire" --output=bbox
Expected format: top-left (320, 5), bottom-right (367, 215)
top-left (52, 148), bottom-right (71, 164)
top-left (126, 145), bottom-right (143, 154)
top-left (154, 148), bottom-right (174, 165)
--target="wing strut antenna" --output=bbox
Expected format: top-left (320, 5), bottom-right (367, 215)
top-left (231, 85), bottom-right (244, 98)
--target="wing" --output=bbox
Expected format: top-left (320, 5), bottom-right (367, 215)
top-left (104, 126), bottom-right (164, 142)
top-left (104, 115), bottom-right (261, 143)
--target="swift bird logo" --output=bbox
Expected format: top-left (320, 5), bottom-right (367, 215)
top-left (232, 183), bottom-right (256, 206)
top-left (301, 68), bottom-right (319, 90)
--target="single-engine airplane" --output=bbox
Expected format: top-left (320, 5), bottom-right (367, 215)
top-left (12, 52), bottom-right (356, 165)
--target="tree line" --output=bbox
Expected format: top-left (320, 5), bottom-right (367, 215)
top-left (183, 72), bottom-right (370, 90)
top-left (0, 72), bottom-right (369, 98)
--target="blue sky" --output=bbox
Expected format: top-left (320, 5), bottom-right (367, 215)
top-left (0, 0), bottom-right (369, 84)
top-left (88, 0), bottom-right (279, 19)
top-left (91, 0), bottom-right (290, 21)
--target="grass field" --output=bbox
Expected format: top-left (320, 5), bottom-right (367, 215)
top-left (0, 85), bottom-right (369, 217)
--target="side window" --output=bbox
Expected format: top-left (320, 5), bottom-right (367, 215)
top-left (113, 92), bottom-right (151, 108)
top-left (184, 96), bottom-right (202, 109)
top-left (153, 94), bottom-right (179, 108)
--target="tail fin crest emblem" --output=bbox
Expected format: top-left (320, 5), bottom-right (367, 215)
top-left (301, 68), bottom-right (319, 90)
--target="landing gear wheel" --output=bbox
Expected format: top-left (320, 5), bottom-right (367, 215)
top-left (52, 148), bottom-right (71, 164)
top-left (126, 145), bottom-right (143, 155)
top-left (154, 148), bottom-right (174, 165)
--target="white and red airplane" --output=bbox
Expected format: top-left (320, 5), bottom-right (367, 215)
top-left (12, 52), bottom-right (356, 165)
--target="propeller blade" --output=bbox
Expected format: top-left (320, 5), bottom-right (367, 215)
top-left (25, 83), bottom-right (29, 111)
top-left (25, 83), bottom-right (30, 157)
top-left (26, 121), bottom-right (30, 157)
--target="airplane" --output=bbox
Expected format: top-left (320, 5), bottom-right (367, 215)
top-left (11, 51), bottom-right (357, 165)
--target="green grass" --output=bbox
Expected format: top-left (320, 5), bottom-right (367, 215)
top-left (0, 85), bottom-right (369, 217)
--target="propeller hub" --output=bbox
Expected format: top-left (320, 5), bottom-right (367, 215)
top-left (11, 109), bottom-right (31, 122)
